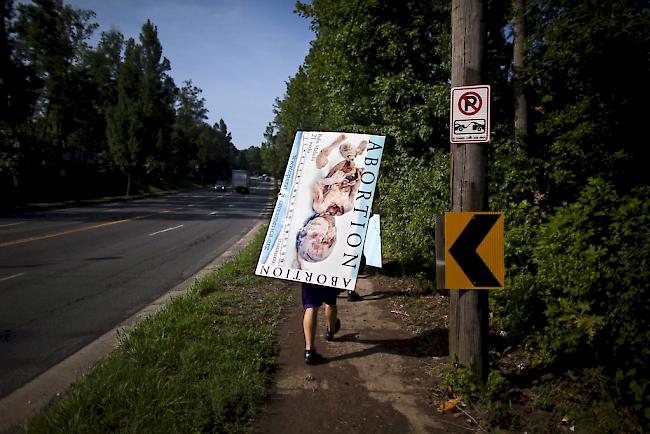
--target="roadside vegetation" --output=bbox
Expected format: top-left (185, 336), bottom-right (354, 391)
top-left (24, 228), bottom-right (294, 433)
top-left (383, 273), bottom-right (645, 433)
top-left (1, 1), bottom-right (264, 208)
top-left (262, 1), bottom-right (649, 431)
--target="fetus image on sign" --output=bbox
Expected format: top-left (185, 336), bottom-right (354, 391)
top-left (295, 134), bottom-right (368, 267)
top-left (312, 134), bottom-right (367, 216)
top-left (296, 214), bottom-right (337, 263)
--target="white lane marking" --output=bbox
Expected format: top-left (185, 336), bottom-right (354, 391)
top-left (148, 224), bottom-right (184, 236)
top-left (210, 212), bottom-right (218, 215)
top-left (0, 222), bottom-right (23, 228)
top-left (0, 273), bottom-right (25, 282)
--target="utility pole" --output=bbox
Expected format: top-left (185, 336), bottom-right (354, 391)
top-left (449, 0), bottom-right (489, 380)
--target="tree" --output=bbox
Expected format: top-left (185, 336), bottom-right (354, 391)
top-left (106, 38), bottom-right (143, 196)
top-left (260, 122), bottom-right (286, 178)
top-left (0, 0), bottom-right (41, 192)
top-left (15, 0), bottom-right (97, 149)
top-left (238, 146), bottom-right (262, 174)
top-left (173, 80), bottom-right (207, 179)
top-left (213, 118), bottom-right (236, 169)
top-left (138, 19), bottom-right (176, 179)
top-left (86, 30), bottom-right (124, 110)
top-left (512, 0), bottom-right (527, 138)
top-left (106, 20), bottom-right (178, 194)
top-left (525, 0), bottom-right (649, 205)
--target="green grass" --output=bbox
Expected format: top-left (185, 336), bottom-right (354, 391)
top-left (24, 227), bottom-right (293, 433)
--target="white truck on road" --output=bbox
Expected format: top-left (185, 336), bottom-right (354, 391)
top-left (231, 169), bottom-right (250, 194)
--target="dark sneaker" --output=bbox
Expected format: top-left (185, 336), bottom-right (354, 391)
top-left (304, 349), bottom-right (325, 365)
top-left (325, 319), bottom-right (341, 341)
top-left (347, 290), bottom-right (361, 302)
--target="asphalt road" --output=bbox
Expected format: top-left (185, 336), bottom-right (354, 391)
top-left (0, 185), bottom-right (273, 399)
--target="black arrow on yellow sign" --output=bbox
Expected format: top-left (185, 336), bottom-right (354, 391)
top-left (448, 214), bottom-right (501, 287)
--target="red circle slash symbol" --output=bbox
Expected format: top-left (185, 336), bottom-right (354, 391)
top-left (458, 91), bottom-right (482, 116)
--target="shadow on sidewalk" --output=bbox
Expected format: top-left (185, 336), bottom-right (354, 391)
top-left (327, 328), bottom-right (449, 363)
top-left (356, 290), bottom-right (406, 301)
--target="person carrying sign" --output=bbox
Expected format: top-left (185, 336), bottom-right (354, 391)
top-left (300, 134), bottom-right (369, 364)
top-left (255, 131), bottom-right (384, 365)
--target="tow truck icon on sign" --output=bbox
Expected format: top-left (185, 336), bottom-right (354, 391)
top-left (454, 119), bottom-right (486, 134)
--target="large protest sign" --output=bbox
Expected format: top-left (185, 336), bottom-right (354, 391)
top-left (256, 131), bottom-right (385, 291)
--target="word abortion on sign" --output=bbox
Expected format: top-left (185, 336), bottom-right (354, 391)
top-left (450, 85), bottom-right (491, 143)
top-left (256, 131), bottom-right (385, 291)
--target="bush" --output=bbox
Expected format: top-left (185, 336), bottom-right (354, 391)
top-left (529, 179), bottom-right (649, 418)
top-left (490, 200), bottom-right (545, 343)
top-left (377, 148), bottom-right (449, 275)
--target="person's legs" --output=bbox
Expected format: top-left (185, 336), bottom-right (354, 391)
top-left (323, 289), bottom-right (341, 341)
top-left (303, 307), bottom-right (318, 350)
top-left (324, 303), bottom-right (338, 332)
top-left (302, 283), bottom-right (327, 364)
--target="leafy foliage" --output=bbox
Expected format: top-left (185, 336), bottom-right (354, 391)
top-left (1, 1), bottom-right (259, 205)
top-left (378, 148), bottom-right (448, 274)
top-left (525, 0), bottom-right (650, 206)
top-left (268, 0), bottom-right (650, 428)
top-left (533, 180), bottom-right (649, 407)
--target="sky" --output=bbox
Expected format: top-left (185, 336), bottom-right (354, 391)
top-left (66, 0), bottom-right (314, 150)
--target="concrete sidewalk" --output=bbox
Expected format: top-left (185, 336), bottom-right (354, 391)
top-left (252, 277), bottom-right (463, 434)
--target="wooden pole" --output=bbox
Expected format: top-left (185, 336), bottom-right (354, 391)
top-left (449, 0), bottom-right (489, 380)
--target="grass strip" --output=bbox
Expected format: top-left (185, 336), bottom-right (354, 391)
top-left (24, 226), bottom-right (293, 433)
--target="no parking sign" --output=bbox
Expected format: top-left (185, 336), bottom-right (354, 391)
top-left (450, 85), bottom-right (490, 143)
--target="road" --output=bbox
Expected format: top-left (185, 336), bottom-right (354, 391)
top-left (0, 185), bottom-right (273, 399)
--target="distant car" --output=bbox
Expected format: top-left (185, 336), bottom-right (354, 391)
top-left (213, 182), bottom-right (226, 192)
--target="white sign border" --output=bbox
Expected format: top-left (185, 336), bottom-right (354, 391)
top-left (450, 85), bottom-right (491, 143)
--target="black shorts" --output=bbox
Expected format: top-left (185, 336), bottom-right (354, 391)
top-left (302, 283), bottom-right (339, 309)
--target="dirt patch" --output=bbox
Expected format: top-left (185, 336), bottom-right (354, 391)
top-left (251, 278), bottom-right (472, 434)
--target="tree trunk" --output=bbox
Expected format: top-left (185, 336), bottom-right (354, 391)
top-left (126, 172), bottom-right (131, 197)
top-left (449, 0), bottom-right (489, 381)
top-left (512, 0), bottom-right (528, 137)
